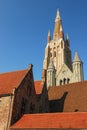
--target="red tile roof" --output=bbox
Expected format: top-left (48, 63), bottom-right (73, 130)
top-left (34, 80), bottom-right (43, 94)
top-left (48, 81), bottom-right (87, 112)
top-left (0, 69), bottom-right (28, 95)
top-left (48, 81), bottom-right (87, 100)
top-left (10, 112), bottom-right (87, 128)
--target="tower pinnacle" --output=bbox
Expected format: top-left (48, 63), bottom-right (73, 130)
top-left (47, 30), bottom-right (51, 43)
top-left (55, 9), bottom-right (61, 21)
top-left (66, 33), bottom-right (69, 40)
top-left (53, 9), bottom-right (64, 40)
top-left (48, 30), bottom-right (50, 37)
top-left (74, 52), bottom-right (81, 62)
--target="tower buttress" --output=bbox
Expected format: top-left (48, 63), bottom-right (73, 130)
top-left (47, 60), bottom-right (56, 89)
top-left (64, 33), bottom-right (72, 70)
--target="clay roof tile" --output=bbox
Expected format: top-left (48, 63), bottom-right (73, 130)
top-left (34, 80), bottom-right (43, 94)
top-left (10, 112), bottom-right (87, 128)
top-left (0, 69), bottom-right (28, 95)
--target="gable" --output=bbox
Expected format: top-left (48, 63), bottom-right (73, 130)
top-left (0, 69), bottom-right (29, 95)
top-left (57, 64), bottom-right (73, 77)
top-left (56, 64), bottom-right (73, 85)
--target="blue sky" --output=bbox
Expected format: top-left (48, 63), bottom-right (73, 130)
top-left (0, 0), bottom-right (87, 80)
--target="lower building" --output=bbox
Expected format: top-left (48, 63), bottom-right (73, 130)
top-left (0, 64), bottom-right (38, 130)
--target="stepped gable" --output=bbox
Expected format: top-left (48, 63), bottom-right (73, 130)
top-left (0, 69), bottom-right (29, 95)
top-left (10, 112), bottom-right (87, 129)
top-left (34, 80), bottom-right (43, 94)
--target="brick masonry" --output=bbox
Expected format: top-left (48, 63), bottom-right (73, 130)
top-left (11, 67), bottom-right (38, 125)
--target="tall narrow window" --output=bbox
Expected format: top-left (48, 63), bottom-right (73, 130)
top-left (63, 78), bottom-right (66, 84)
top-left (54, 51), bottom-right (56, 57)
top-left (67, 78), bottom-right (70, 84)
top-left (60, 80), bottom-right (62, 85)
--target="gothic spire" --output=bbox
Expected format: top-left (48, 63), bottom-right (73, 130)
top-left (53, 9), bottom-right (64, 40)
top-left (55, 9), bottom-right (61, 21)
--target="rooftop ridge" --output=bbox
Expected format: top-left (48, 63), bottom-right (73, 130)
top-left (0, 68), bottom-right (28, 75)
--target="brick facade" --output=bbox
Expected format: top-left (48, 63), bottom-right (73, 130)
top-left (11, 66), bottom-right (38, 125)
top-left (0, 65), bottom-right (38, 130)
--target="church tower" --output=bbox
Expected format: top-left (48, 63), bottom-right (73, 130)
top-left (42, 10), bottom-right (84, 88)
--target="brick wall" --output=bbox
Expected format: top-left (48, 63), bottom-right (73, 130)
top-left (11, 68), bottom-right (38, 125)
top-left (38, 83), bottom-right (49, 113)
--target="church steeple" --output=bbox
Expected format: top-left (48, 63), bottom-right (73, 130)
top-left (55, 9), bottom-right (61, 21)
top-left (42, 9), bottom-right (84, 87)
top-left (53, 9), bottom-right (64, 40)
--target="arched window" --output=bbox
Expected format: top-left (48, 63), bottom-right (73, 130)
top-left (60, 80), bottom-right (62, 85)
top-left (57, 46), bottom-right (59, 51)
top-left (54, 51), bottom-right (56, 57)
top-left (63, 78), bottom-right (66, 84)
top-left (67, 78), bottom-right (70, 84)
top-left (50, 53), bottom-right (52, 57)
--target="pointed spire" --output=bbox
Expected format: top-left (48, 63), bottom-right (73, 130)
top-left (55, 9), bottom-right (61, 22)
top-left (47, 30), bottom-right (51, 43)
top-left (48, 30), bottom-right (50, 37)
top-left (65, 33), bottom-right (70, 47)
top-left (66, 33), bottom-right (69, 40)
top-left (53, 9), bottom-right (64, 40)
top-left (74, 52), bottom-right (81, 62)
